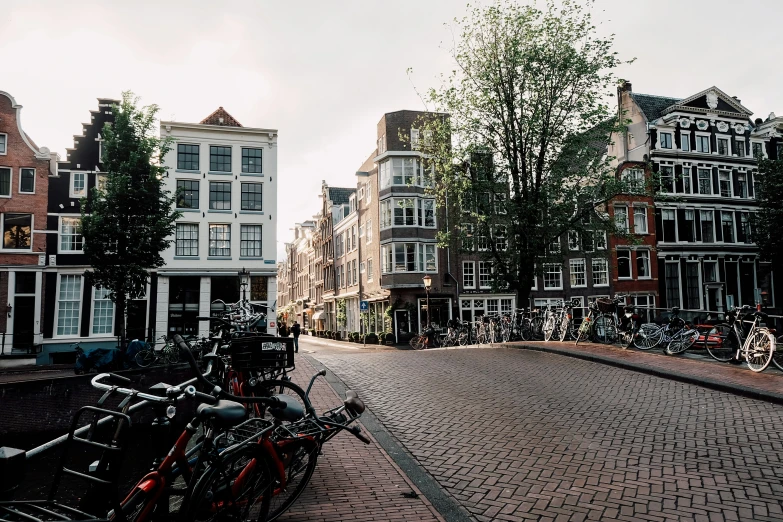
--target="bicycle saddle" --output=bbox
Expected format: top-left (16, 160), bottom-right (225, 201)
top-left (197, 400), bottom-right (247, 428)
top-left (755, 311), bottom-right (768, 320)
top-left (344, 390), bottom-right (366, 416)
top-left (268, 394), bottom-right (304, 422)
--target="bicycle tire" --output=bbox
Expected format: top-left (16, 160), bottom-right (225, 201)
top-left (665, 329), bottom-right (698, 355)
top-left (519, 318), bottom-right (532, 341)
top-left (182, 444), bottom-right (272, 522)
top-left (265, 431), bottom-right (320, 521)
top-left (250, 379), bottom-right (308, 423)
top-left (575, 316), bottom-right (591, 345)
top-left (543, 316), bottom-right (555, 342)
top-left (134, 349), bottom-right (154, 368)
top-left (557, 318), bottom-right (571, 342)
top-left (704, 324), bottom-right (737, 362)
top-left (593, 315), bottom-right (617, 344)
top-left (745, 330), bottom-right (775, 373)
top-left (530, 317), bottom-right (544, 341)
top-left (165, 346), bottom-right (180, 365)
top-left (633, 323), bottom-right (663, 350)
top-left (773, 335), bottom-right (783, 372)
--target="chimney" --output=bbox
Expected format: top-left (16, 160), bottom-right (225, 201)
top-left (619, 80), bottom-right (632, 92)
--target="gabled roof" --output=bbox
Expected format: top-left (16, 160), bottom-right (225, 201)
top-left (630, 93), bottom-right (681, 122)
top-left (200, 107), bottom-right (243, 127)
top-left (327, 187), bottom-right (355, 206)
top-left (664, 86), bottom-right (752, 116)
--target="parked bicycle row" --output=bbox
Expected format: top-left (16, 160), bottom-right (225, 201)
top-left (0, 299), bottom-right (370, 522)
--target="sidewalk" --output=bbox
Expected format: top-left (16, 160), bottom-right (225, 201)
top-left (508, 339), bottom-right (783, 405)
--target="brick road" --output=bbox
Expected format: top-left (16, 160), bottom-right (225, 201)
top-left (278, 355), bottom-right (443, 522)
top-left (311, 344), bottom-right (783, 522)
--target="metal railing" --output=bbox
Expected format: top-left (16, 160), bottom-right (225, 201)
top-left (0, 332), bottom-right (44, 357)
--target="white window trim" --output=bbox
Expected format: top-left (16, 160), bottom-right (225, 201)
top-left (720, 211), bottom-right (737, 244)
top-left (0, 133), bottom-right (7, 155)
top-left (680, 131), bottom-right (691, 152)
top-left (569, 258), bottom-right (587, 288)
top-left (89, 286), bottom-right (115, 337)
top-left (542, 264), bottom-right (563, 291)
top-left (716, 135), bottom-right (731, 156)
top-left (463, 261), bottom-right (476, 290)
top-left (568, 230), bottom-right (580, 251)
top-left (617, 249), bottom-right (633, 280)
top-left (478, 261), bottom-right (493, 290)
top-left (58, 216), bottom-right (84, 254)
top-left (367, 258), bottom-right (373, 282)
top-left (750, 140), bottom-right (767, 159)
top-left (614, 205), bottom-right (629, 233)
top-left (685, 261), bottom-right (703, 310)
top-left (1, 213), bottom-right (34, 252)
top-left (658, 131), bottom-right (673, 150)
top-left (695, 133), bottom-right (711, 154)
top-left (636, 250), bottom-right (652, 280)
top-left (660, 208), bottom-right (677, 243)
top-left (18, 168), bottom-right (35, 195)
top-left (699, 209), bottom-right (716, 244)
top-left (70, 172), bottom-right (88, 198)
top-left (697, 168), bottom-right (713, 195)
top-left (591, 258), bottom-right (609, 288)
top-left (633, 205), bottom-right (648, 235)
top-left (681, 166), bottom-right (692, 194)
top-left (718, 170), bottom-right (733, 198)
top-left (53, 273), bottom-right (85, 339)
top-left (665, 261), bottom-right (684, 309)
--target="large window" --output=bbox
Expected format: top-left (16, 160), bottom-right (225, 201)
top-left (633, 206), bottom-right (648, 234)
top-left (177, 144), bottom-right (199, 170)
top-left (392, 157), bottom-right (417, 185)
top-left (175, 223), bottom-right (199, 256)
top-left (209, 224), bottom-right (231, 257)
top-left (0, 168), bottom-right (10, 196)
top-left (393, 198), bottom-right (415, 226)
top-left (736, 173), bottom-right (748, 198)
top-left (680, 133), bottom-right (690, 151)
top-left (752, 142), bottom-right (764, 158)
top-left (394, 243), bottom-right (416, 272)
top-left (622, 168), bottom-right (645, 192)
top-left (420, 200), bottom-right (435, 227)
top-left (661, 209), bottom-right (676, 242)
top-left (57, 274), bottom-right (81, 336)
top-left (71, 172), bottom-right (86, 198)
top-left (686, 263), bottom-right (700, 309)
top-left (682, 210), bottom-right (696, 242)
top-left (19, 168), bottom-right (34, 193)
top-left (637, 250), bottom-right (651, 279)
top-left (60, 217), bottom-right (83, 252)
top-left (240, 182), bottom-right (263, 211)
top-left (568, 230), bottom-right (580, 250)
top-left (696, 135), bottom-right (710, 153)
top-left (380, 200), bottom-right (392, 228)
top-left (665, 263), bottom-right (681, 308)
top-left (209, 146), bottom-right (232, 172)
top-left (177, 179), bottom-right (199, 209)
top-left (717, 137), bottom-right (729, 156)
top-left (479, 261), bottom-right (493, 289)
top-left (421, 244), bottom-right (436, 272)
top-left (240, 225), bottom-right (262, 257)
top-left (209, 181), bottom-right (231, 210)
top-left (367, 259), bottom-right (373, 282)
top-left (700, 210), bottom-right (714, 243)
top-left (381, 243), bottom-right (438, 273)
top-left (92, 287), bottom-right (114, 335)
top-left (241, 148), bottom-right (263, 173)
top-left (617, 250), bottom-right (631, 279)
top-left (734, 139), bottom-right (745, 157)
top-left (495, 225), bottom-right (507, 251)
top-left (660, 166), bottom-right (674, 193)
top-left (721, 211), bottom-right (734, 243)
top-left (592, 258), bottom-right (608, 286)
top-left (740, 212), bottom-right (752, 243)
top-left (543, 264), bottom-right (562, 290)
top-left (366, 219), bottom-right (372, 243)
top-left (461, 223), bottom-right (474, 251)
top-left (3, 213), bottom-right (31, 249)
top-left (614, 206), bottom-right (628, 232)
top-left (681, 167), bottom-right (692, 194)
top-left (704, 261), bottom-right (718, 283)
top-left (659, 132), bottom-right (672, 149)
top-left (698, 169), bottom-right (712, 195)
top-left (569, 259), bottom-right (586, 287)
top-left (379, 160), bottom-right (391, 188)
top-left (719, 171), bottom-right (731, 197)
top-left (463, 261), bottom-right (475, 289)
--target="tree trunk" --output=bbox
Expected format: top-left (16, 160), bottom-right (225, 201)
top-left (116, 293), bottom-right (127, 350)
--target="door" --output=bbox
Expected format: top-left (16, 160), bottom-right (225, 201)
top-left (707, 287), bottom-right (723, 314)
top-left (394, 310), bottom-right (410, 343)
top-left (13, 272), bottom-right (37, 350)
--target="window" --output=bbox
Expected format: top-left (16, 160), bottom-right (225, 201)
top-left (477, 229), bottom-right (491, 252)
top-left (410, 127), bottom-right (420, 149)
top-left (393, 198), bottom-right (416, 226)
top-left (394, 243), bottom-right (417, 272)
top-left (717, 138), bottom-right (729, 156)
top-left (700, 210), bottom-right (714, 243)
top-left (752, 142), bottom-right (764, 158)
top-left (698, 168), bottom-right (712, 194)
top-left (623, 168), bottom-right (645, 192)
top-left (582, 230), bottom-right (594, 253)
top-left (740, 212), bottom-right (752, 243)
top-left (241, 148), bottom-right (263, 173)
top-left (633, 206), bottom-right (648, 234)
top-left (3, 214), bottom-right (31, 249)
top-left (479, 261), bottom-right (493, 289)
top-left (721, 211), bottom-right (734, 243)
top-left (57, 274), bottom-right (81, 336)
top-left (359, 224), bottom-right (364, 238)
top-left (210, 146), bottom-right (232, 172)
top-left (681, 167), bottom-right (692, 194)
top-left (382, 246), bottom-right (392, 274)
top-left (240, 225), bottom-right (262, 257)
top-left (0, 167), bottom-right (10, 196)
top-left (366, 219), bottom-right (372, 243)
top-left (379, 161), bottom-right (390, 188)
top-left (209, 182), bottom-right (231, 210)
top-left (377, 134), bottom-right (386, 154)
top-left (614, 206), bottom-right (628, 232)
top-left (569, 259), bottom-right (586, 287)
top-left (349, 196), bottom-right (356, 214)
top-left (680, 132), bottom-right (690, 151)
top-left (617, 250), bottom-right (631, 278)
top-left (778, 143), bottom-right (783, 159)
top-left (19, 168), bottom-right (34, 193)
top-left (543, 264), bottom-right (562, 290)
top-left (352, 259), bottom-right (358, 284)
top-left (659, 166), bottom-right (674, 193)
top-left (0, 134), bottom-right (5, 154)
top-left (704, 261), bottom-right (718, 283)
top-left (682, 210), bottom-right (696, 242)
top-left (719, 171), bottom-right (731, 197)
top-left (686, 263), bottom-right (700, 309)
top-left (177, 144), bottom-right (199, 170)
top-left (391, 157), bottom-right (417, 185)
top-left (594, 231), bottom-right (607, 250)
top-left (60, 217), bottom-right (83, 252)
top-left (659, 132), bottom-right (672, 149)
top-left (548, 238), bottom-right (560, 254)
top-left (380, 200), bottom-right (392, 228)
top-left (637, 250), bottom-right (651, 279)
top-left (209, 224), bottom-right (231, 256)
top-left (176, 223), bottom-right (199, 256)
top-left (734, 139), bottom-right (745, 157)
top-left (736, 173), bottom-right (747, 198)
top-left (421, 244), bottom-right (436, 272)
top-left (176, 180), bottom-right (199, 209)
top-left (463, 261), bottom-right (475, 289)
top-left (92, 287), bottom-right (114, 335)
top-left (661, 209), bottom-right (676, 242)
top-left (565, 230), bottom-right (579, 251)
top-left (494, 194), bottom-right (507, 214)
top-left (351, 225), bottom-right (357, 250)
top-left (696, 135), bottom-right (710, 153)
top-left (592, 259), bottom-right (608, 286)
top-left (367, 259), bottom-right (373, 282)
top-left (665, 263), bottom-right (681, 308)
top-left (494, 225), bottom-right (507, 251)
top-left (419, 200), bottom-right (435, 227)
top-left (240, 182), bottom-right (263, 211)
top-left (71, 172), bottom-right (86, 198)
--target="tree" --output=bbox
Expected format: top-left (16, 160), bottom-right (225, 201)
top-left (413, 0), bottom-right (632, 304)
top-left (81, 92), bottom-right (180, 347)
top-left (753, 158), bottom-right (783, 261)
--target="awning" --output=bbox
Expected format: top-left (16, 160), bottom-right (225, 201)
top-left (312, 312), bottom-right (324, 321)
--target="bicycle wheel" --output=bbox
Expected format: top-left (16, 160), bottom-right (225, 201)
top-left (593, 315), bottom-right (617, 344)
top-left (501, 326), bottom-right (511, 343)
top-left (557, 317), bottom-right (572, 342)
top-left (165, 345), bottom-right (180, 364)
top-left (266, 430), bottom-right (320, 521)
top-left (458, 331), bottom-right (469, 346)
top-left (704, 324), bottom-right (737, 362)
top-left (134, 349), bottom-right (154, 368)
top-left (665, 329), bottom-right (699, 355)
top-left (530, 317), bottom-right (544, 340)
top-left (773, 335), bottom-right (783, 372)
top-left (574, 316), bottom-right (591, 345)
top-left (543, 316), bottom-right (555, 341)
top-left (251, 379), bottom-right (309, 423)
top-left (519, 318), bottom-right (532, 341)
top-left (633, 324), bottom-right (663, 350)
top-left (183, 445), bottom-right (272, 522)
top-left (745, 330), bottom-right (775, 373)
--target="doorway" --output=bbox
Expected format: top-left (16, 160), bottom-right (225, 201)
top-left (419, 298), bottom-right (451, 331)
top-left (12, 272), bottom-right (37, 350)
top-left (394, 309), bottom-right (411, 343)
top-left (706, 286), bottom-right (723, 314)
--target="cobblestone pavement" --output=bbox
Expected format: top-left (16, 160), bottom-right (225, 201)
top-left (278, 355), bottom-right (443, 522)
top-left (311, 343), bottom-right (783, 522)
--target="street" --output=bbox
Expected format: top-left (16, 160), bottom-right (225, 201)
top-left (301, 336), bottom-right (783, 522)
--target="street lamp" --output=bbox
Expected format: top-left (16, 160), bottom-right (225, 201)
top-left (238, 267), bottom-right (250, 302)
top-left (422, 275), bottom-right (432, 330)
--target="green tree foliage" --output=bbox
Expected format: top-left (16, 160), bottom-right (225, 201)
top-left (413, 0), bottom-right (633, 302)
top-left (81, 92), bottom-right (180, 345)
top-left (753, 158), bottom-right (783, 261)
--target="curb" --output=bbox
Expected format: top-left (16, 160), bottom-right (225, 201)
top-left (507, 342), bottom-right (783, 406)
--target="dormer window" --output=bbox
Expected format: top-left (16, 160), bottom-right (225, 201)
top-left (659, 132), bottom-right (672, 149)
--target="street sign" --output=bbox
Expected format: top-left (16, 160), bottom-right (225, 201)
top-left (360, 301), bottom-right (369, 311)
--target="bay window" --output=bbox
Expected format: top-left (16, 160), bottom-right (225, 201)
top-left (382, 243), bottom-right (438, 273)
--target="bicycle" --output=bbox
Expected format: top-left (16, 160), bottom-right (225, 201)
top-left (409, 325), bottom-right (441, 350)
top-left (633, 307), bottom-right (699, 355)
top-left (703, 306), bottom-right (776, 372)
top-left (134, 336), bottom-right (181, 368)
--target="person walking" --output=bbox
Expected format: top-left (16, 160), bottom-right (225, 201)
top-left (291, 321), bottom-right (301, 353)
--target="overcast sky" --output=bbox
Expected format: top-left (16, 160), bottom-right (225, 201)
top-left (2, 0), bottom-right (782, 260)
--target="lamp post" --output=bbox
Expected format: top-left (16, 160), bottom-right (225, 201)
top-left (422, 274), bottom-right (432, 330)
top-left (238, 267), bottom-right (250, 302)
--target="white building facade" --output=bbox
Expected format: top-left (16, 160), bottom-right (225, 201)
top-left (157, 107), bottom-right (278, 339)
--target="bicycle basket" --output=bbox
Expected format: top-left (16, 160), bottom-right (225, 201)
top-left (229, 335), bottom-right (294, 371)
top-left (595, 298), bottom-right (615, 314)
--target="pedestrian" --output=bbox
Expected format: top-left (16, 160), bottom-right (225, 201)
top-left (291, 321), bottom-right (301, 353)
top-left (279, 322), bottom-right (288, 338)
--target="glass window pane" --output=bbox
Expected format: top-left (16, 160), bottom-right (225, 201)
top-left (240, 224), bottom-right (262, 257)
top-left (20, 169), bottom-right (35, 193)
top-left (177, 144), bottom-right (200, 170)
top-left (209, 224), bottom-right (231, 256)
top-left (57, 274), bottom-right (81, 336)
top-left (60, 217), bottom-right (83, 252)
top-left (209, 182), bottom-right (231, 210)
top-left (241, 148), bottom-right (263, 173)
top-left (209, 146), bottom-right (232, 172)
top-left (240, 183), bottom-right (263, 211)
top-left (3, 213), bottom-right (31, 249)
top-left (0, 168), bottom-right (10, 196)
top-left (176, 179), bottom-right (199, 209)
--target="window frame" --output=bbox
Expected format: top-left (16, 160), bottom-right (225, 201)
top-left (659, 165), bottom-right (674, 193)
top-left (592, 258), bottom-right (609, 287)
top-left (240, 224), bottom-right (262, 258)
top-left (614, 205), bottom-right (629, 233)
top-left (54, 273), bottom-right (84, 338)
top-left (240, 182), bottom-right (263, 211)
top-left (176, 179), bottom-right (200, 209)
top-left (717, 136), bottom-right (730, 156)
top-left (0, 167), bottom-right (10, 197)
top-left (699, 209), bottom-right (715, 243)
top-left (2, 213), bottom-right (33, 251)
top-left (463, 261), bottom-right (475, 289)
top-left (209, 145), bottom-right (232, 173)
top-left (59, 216), bottom-right (83, 254)
top-left (617, 249), bottom-right (632, 279)
top-left (70, 172), bottom-right (87, 198)
top-left (633, 206), bottom-right (648, 234)
top-left (569, 258), bottom-right (587, 288)
top-left (0, 133), bottom-right (6, 155)
top-left (177, 143), bottom-right (200, 171)
top-left (367, 258), bottom-right (374, 282)
top-left (659, 132), bottom-right (673, 149)
top-left (209, 181), bottom-right (232, 210)
top-left (208, 223), bottom-right (231, 257)
top-left (241, 147), bottom-right (263, 174)
top-left (636, 250), bottom-right (651, 280)
top-left (175, 222), bottom-right (199, 257)
top-left (695, 133), bottom-right (711, 153)
top-left (478, 261), bottom-right (493, 289)
top-left (680, 132), bottom-right (691, 151)
top-left (90, 286), bottom-right (115, 337)
top-left (19, 168), bottom-right (35, 194)
top-left (542, 263), bottom-right (563, 291)
top-left (718, 170), bottom-right (732, 198)
top-left (697, 168), bottom-right (713, 195)
top-left (720, 211), bottom-right (735, 243)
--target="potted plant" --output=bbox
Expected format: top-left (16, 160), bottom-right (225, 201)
top-left (334, 331), bottom-right (342, 341)
top-left (365, 333), bottom-right (378, 345)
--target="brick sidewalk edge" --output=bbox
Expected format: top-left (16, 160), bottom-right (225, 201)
top-left (508, 342), bottom-right (783, 406)
top-left (304, 354), bottom-right (474, 522)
